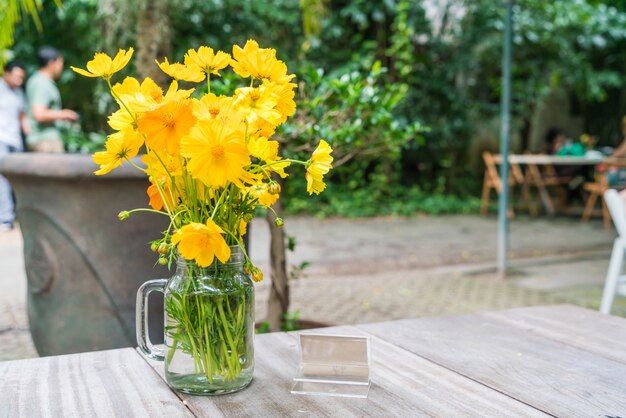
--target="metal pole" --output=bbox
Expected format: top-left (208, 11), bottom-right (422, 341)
top-left (497, 1), bottom-right (513, 278)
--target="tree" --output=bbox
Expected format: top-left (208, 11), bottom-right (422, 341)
top-left (0, 0), bottom-right (61, 66)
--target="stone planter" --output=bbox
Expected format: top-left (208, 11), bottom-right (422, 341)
top-left (0, 153), bottom-right (168, 356)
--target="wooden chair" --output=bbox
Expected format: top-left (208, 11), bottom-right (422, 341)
top-left (581, 173), bottom-right (610, 229)
top-left (480, 152), bottom-right (524, 217)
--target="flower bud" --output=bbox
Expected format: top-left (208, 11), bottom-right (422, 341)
top-left (251, 267), bottom-right (264, 282)
top-left (150, 242), bottom-right (159, 252)
top-left (157, 242), bottom-right (169, 254)
top-left (244, 262), bottom-right (264, 282)
top-left (243, 213), bottom-right (254, 223)
top-left (118, 211), bottom-right (130, 220)
top-left (158, 256), bottom-right (168, 266)
top-left (274, 218), bottom-right (284, 228)
top-left (268, 181), bottom-right (281, 195)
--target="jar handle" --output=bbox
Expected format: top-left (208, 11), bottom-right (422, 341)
top-left (136, 279), bottom-right (167, 361)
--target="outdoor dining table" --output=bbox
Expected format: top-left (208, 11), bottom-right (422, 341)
top-left (493, 154), bottom-right (605, 215)
top-left (2, 304), bottom-right (626, 416)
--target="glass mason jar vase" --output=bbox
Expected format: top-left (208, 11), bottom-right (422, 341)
top-left (137, 246), bottom-right (254, 395)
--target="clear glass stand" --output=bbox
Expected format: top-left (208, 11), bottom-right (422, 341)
top-left (291, 333), bottom-right (371, 399)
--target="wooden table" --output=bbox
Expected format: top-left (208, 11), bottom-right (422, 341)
top-left (2, 305), bottom-right (626, 416)
top-left (493, 154), bottom-right (604, 215)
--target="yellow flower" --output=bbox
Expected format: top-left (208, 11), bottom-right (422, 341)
top-left (171, 219), bottom-right (231, 267)
top-left (71, 48), bottom-right (134, 80)
top-left (306, 140), bottom-right (333, 195)
top-left (163, 80), bottom-right (195, 102)
top-left (234, 86), bottom-right (282, 127)
top-left (156, 58), bottom-right (205, 82)
top-left (264, 80), bottom-right (297, 123)
top-left (239, 220), bottom-right (248, 238)
top-left (111, 77), bottom-right (166, 114)
top-left (184, 47), bottom-right (231, 77)
top-left (246, 182), bottom-right (278, 207)
top-left (137, 99), bottom-right (196, 154)
top-left (181, 119), bottom-right (250, 187)
top-left (143, 150), bottom-right (182, 178)
top-left (231, 40), bottom-right (295, 84)
top-left (108, 109), bottom-right (135, 131)
top-left (248, 136), bottom-right (290, 178)
top-left (192, 93), bottom-right (235, 121)
top-left (93, 128), bottom-right (143, 175)
top-left (248, 136), bottom-right (279, 162)
top-left (113, 77), bottom-right (162, 102)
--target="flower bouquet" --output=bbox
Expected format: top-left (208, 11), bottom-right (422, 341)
top-left (72, 40), bottom-right (333, 394)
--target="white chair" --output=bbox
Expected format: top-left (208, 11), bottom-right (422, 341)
top-left (600, 189), bottom-right (626, 314)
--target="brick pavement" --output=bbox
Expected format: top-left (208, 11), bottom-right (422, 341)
top-left (1, 215), bottom-right (622, 361)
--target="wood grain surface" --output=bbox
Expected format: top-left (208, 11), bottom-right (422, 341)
top-left (3, 305), bottom-right (625, 417)
top-left (141, 329), bottom-right (546, 417)
top-left (0, 347), bottom-right (192, 417)
top-left (484, 304), bottom-right (626, 363)
top-left (359, 306), bottom-right (626, 417)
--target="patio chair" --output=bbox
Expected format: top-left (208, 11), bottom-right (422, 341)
top-left (582, 174), bottom-right (610, 229)
top-left (600, 189), bottom-right (626, 314)
top-left (480, 152), bottom-right (524, 217)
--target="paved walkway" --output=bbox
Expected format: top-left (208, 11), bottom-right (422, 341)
top-left (2, 214), bottom-right (624, 361)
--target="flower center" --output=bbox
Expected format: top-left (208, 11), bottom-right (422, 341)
top-left (162, 113), bottom-right (176, 128)
top-left (209, 107), bottom-right (220, 117)
top-left (211, 145), bottom-right (225, 157)
top-left (250, 90), bottom-right (261, 101)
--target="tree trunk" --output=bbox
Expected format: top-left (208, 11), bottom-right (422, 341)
top-left (266, 191), bottom-right (289, 332)
top-left (136, 0), bottom-right (171, 87)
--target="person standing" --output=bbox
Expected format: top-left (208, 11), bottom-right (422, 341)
top-left (0, 61), bottom-right (29, 231)
top-left (26, 46), bottom-right (79, 153)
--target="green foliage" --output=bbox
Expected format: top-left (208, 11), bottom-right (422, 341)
top-left (10, 0), bottom-right (626, 216)
top-left (255, 311), bottom-right (302, 333)
top-left (280, 61), bottom-right (426, 209)
top-left (60, 124), bottom-right (106, 154)
top-left (0, 0), bottom-right (61, 66)
top-left (285, 177), bottom-right (481, 218)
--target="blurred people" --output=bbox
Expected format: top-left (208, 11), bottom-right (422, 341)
top-left (545, 127), bottom-right (567, 155)
top-left (610, 116), bottom-right (626, 158)
top-left (544, 127), bottom-right (588, 193)
top-left (26, 46), bottom-right (79, 153)
top-left (0, 61), bottom-right (29, 231)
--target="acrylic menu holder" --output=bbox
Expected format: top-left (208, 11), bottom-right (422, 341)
top-left (291, 333), bottom-right (371, 398)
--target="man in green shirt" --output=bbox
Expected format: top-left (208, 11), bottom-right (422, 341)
top-left (26, 46), bottom-right (79, 153)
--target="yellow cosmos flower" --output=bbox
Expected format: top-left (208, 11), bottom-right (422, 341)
top-left (231, 40), bottom-right (295, 84)
top-left (93, 128), bottom-right (143, 175)
top-left (108, 109), bottom-right (135, 131)
top-left (137, 99), bottom-right (196, 154)
top-left (181, 119), bottom-right (250, 187)
top-left (163, 80), bottom-right (195, 101)
top-left (184, 47), bottom-right (231, 77)
top-left (171, 219), bottom-right (231, 267)
top-left (248, 136), bottom-right (290, 178)
top-left (142, 151), bottom-right (183, 183)
top-left (248, 136), bottom-right (278, 162)
top-left (234, 86), bottom-right (282, 127)
top-left (192, 93), bottom-right (235, 121)
top-left (264, 80), bottom-right (297, 123)
top-left (156, 58), bottom-right (205, 82)
top-left (246, 182), bottom-right (278, 207)
top-left (71, 48), bottom-right (134, 80)
top-left (112, 77), bottom-right (163, 104)
top-left (306, 140), bottom-right (333, 195)
top-left (239, 220), bottom-right (248, 239)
